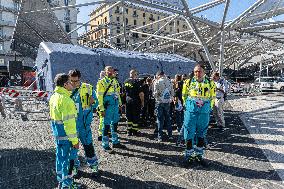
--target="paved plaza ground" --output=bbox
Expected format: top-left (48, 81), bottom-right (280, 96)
top-left (0, 94), bottom-right (283, 189)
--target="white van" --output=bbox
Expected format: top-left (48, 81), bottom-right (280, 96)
top-left (254, 77), bottom-right (284, 91)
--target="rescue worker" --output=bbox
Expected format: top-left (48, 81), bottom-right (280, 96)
top-left (182, 64), bottom-right (216, 166)
top-left (68, 69), bottom-right (99, 175)
top-left (98, 71), bottom-right (106, 141)
top-left (96, 66), bottom-right (126, 152)
top-left (124, 69), bottom-right (144, 136)
top-left (49, 73), bottom-right (79, 189)
top-left (211, 72), bottom-right (228, 131)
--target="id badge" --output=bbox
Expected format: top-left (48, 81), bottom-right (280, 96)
top-left (75, 103), bottom-right (80, 113)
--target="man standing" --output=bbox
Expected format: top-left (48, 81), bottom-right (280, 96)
top-left (96, 66), bottom-right (126, 151)
top-left (124, 69), bottom-right (144, 136)
top-left (49, 73), bottom-right (79, 189)
top-left (97, 70), bottom-right (106, 141)
top-left (182, 64), bottom-right (216, 166)
top-left (212, 72), bottom-right (228, 131)
top-left (153, 71), bottom-right (174, 142)
top-left (68, 69), bottom-right (99, 175)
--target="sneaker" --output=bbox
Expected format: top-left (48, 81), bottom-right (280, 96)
top-left (57, 183), bottom-right (62, 189)
top-left (183, 156), bottom-right (195, 166)
top-left (72, 166), bottom-right (78, 177)
top-left (97, 136), bottom-right (102, 141)
top-left (112, 143), bottom-right (126, 149)
top-left (90, 164), bottom-right (99, 174)
top-left (195, 155), bottom-right (209, 167)
top-left (62, 182), bottom-right (81, 189)
top-left (103, 146), bottom-right (113, 153)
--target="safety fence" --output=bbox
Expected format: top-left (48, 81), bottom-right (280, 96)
top-left (0, 87), bottom-right (50, 121)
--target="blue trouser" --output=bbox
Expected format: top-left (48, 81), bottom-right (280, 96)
top-left (156, 103), bottom-right (172, 139)
top-left (102, 95), bottom-right (120, 149)
top-left (183, 98), bottom-right (210, 158)
top-left (56, 142), bottom-right (73, 187)
top-left (175, 110), bottom-right (183, 132)
top-left (71, 110), bottom-right (98, 168)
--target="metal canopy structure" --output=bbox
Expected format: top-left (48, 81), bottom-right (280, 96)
top-left (16, 0), bottom-right (284, 74)
top-left (12, 0), bottom-right (72, 59)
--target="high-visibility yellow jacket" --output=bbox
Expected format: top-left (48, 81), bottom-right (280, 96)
top-left (96, 76), bottom-right (121, 112)
top-left (49, 86), bottom-right (78, 145)
top-left (182, 76), bottom-right (216, 107)
top-left (79, 82), bottom-right (94, 110)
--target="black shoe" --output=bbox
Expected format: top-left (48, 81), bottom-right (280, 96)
top-left (132, 130), bottom-right (142, 137)
top-left (103, 146), bottom-right (113, 152)
top-left (98, 136), bottom-right (102, 141)
top-left (112, 143), bottom-right (126, 149)
top-left (128, 130), bottom-right (133, 136)
top-left (195, 155), bottom-right (209, 167)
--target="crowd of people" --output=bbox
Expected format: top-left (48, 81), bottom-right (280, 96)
top-left (49, 64), bottom-right (230, 189)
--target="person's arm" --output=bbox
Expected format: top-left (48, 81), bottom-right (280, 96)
top-left (61, 99), bottom-right (79, 147)
top-left (182, 80), bottom-right (189, 105)
top-left (92, 89), bottom-right (99, 109)
top-left (210, 81), bottom-right (216, 108)
top-left (96, 80), bottom-right (105, 112)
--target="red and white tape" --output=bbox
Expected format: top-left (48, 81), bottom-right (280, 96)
top-left (0, 87), bottom-right (48, 98)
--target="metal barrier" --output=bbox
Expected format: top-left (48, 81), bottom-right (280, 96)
top-left (0, 87), bottom-right (50, 121)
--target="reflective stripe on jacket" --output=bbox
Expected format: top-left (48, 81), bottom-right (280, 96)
top-left (96, 76), bottom-right (121, 111)
top-left (79, 82), bottom-right (93, 110)
top-left (49, 86), bottom-right (78, 145)
top-left (182, 76), bottom-right (216, 107)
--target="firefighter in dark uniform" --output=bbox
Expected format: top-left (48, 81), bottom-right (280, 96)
top-left (124, 69), bottom-right (144, 136)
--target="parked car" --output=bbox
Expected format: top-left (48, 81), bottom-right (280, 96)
top-left (254, 77), bottom-right (284, 91)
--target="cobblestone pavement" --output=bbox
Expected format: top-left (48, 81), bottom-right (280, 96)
top-left (0, 104), bottom-right (283, 189)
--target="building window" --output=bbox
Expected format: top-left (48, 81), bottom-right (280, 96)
top-left (117, 27), bottom-right (120, 33)
top-left (125, 18), bottom-right (128, 25)
top-left (0, 42), bottom-right (3, 51)
top-left (116, 17), bottom-right (120, 22)
top-left (143, 22), bottom-right (145, 25)
top-left (125, 8), bottom-right (128, 14)
top-left (177, 20), bottom-right (180, 25)
top-left (143, 13), bottom-right (146, 17)
top-left (177, 28), bottom-right (179, 33)
top-left (117, 38), bottom-right (121, 44)
top-left (104, 29), bottom-right (107, 34)
top-left (115, 6), bottom-right (120, 13)
top-left (149, 14), bottom-right (154, 21)
top-left (65, 24), bottom-right (71, 32)
top-left (134, 20), bottom-right (137, 25)
top-left (133, 10), bottom-right (138, 17)
top-left (104, 17), bottom-right (107, 23)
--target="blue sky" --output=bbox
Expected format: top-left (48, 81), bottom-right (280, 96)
top-left (76, 0), bottom-right (257, 33)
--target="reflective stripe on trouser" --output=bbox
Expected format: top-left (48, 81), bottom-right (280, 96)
top-left (56, 143), bottom-right (73, 187)
top-left (126, 99), bottom-right (141, 131)
top-left (98, 116), bottom-right (104, 136)
top-left (212, 98), bottom-right (225, 127)
top-left (102, 124), bottom-right (120, 149)
top-left (183, 98), bottom-right (210, 159)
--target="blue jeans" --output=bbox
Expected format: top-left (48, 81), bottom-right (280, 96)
top-left (175, 110), bottom-right (183, 132)
top-left (156, 103), bottom-right (172, 139)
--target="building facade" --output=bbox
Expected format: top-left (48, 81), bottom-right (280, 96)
top-left (0, 0), bottom-right (77, 75)
top-left (83, 3), bottom-right (189, 51)
top-left (48, 0), bottom-right (78, 44)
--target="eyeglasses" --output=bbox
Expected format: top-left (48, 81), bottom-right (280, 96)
top-left (70, 79), bottom-right (80, 83)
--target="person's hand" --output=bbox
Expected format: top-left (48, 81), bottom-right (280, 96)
top-left (73, 142), bottom-right (79, 149)
top-left (141, 102), bottom-right (144, 108)
top-left (100, 111), bottom-right (105, 117)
